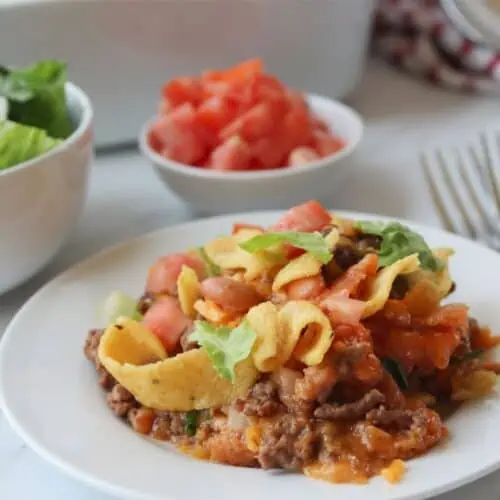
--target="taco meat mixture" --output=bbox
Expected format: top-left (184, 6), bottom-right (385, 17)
top-left (84, 201), bottom-right (500, 484)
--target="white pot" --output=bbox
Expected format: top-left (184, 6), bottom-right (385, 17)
top-left (0, 0), bottom-right (375, 146)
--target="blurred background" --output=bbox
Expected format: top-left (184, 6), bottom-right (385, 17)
top-left (2, 0), bottom-right (500, 147)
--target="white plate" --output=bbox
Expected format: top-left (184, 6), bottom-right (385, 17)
top-left (1, 210), bottom-right (500, 500)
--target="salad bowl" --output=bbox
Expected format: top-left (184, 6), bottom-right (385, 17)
top-left (0, 81), bottom-right (93, 294)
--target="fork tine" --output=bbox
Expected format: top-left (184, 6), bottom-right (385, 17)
top-left (458, 149), bottom-right (498, 234)
top-left (434, 150), bottom-right (478, 239)
top-left (421, 152), bottom-right (460, 234)
top-left (468, 144), bottom-right (499, 219)
top-left (479, 131), bottom-right (500, 211)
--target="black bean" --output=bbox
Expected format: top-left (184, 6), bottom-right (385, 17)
top-left (334, 245), bottom-right (362, 270)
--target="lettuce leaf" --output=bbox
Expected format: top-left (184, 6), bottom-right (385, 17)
top-left (189, 319), bottom-right (256, 382)
top-left (239, 231), bottom-right (333, 264)
top-left (0, 97), bottom-right (7, 121)
top-left (99, 291), bottom-right (143, 325)
top-left (1, 60), bottom-right (72, 139)
top-left (355, 221), bottom-right (443, 271)
top-left (0, 120), bottom-right (62, 170)
top-left (196, 247), bottom-right (221, 276)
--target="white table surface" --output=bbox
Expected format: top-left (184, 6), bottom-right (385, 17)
top-left (2, 60), bottom-right (500, 499)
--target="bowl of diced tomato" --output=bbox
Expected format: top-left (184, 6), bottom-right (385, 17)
top-left (139, 59), bottom-right (363, 213)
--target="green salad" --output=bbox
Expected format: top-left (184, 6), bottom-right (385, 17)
top-left (0, 59), bottom-right (73, 170)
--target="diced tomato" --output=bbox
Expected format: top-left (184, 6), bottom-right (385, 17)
top-left (320, 290), bottom-right (365, 325)
top-left (414, 304), bottom-right (469, 329)
top-left (210, 135), bottom-right (252, 171)
top-left (193, 155), bottom-right (211, 168)
top-left (147, 129), bottom-right (164, 154)
top-left (150, 103), bottom-right (208, 165)
top-left (424, 330), bottom-right (461, 370)
top-left (252, 131), bottom-right (290, 169)
top-left (223, 77), bottom-right (256, 113)
top-left (152, 60), bottom-right (346, 172)
top-left (329, 254), bottom-right (379, 296)
top-left (158, 99), bottom-right (173, 116)
top-left (311, 117), bottom-right (329, 132)
top-left (288, 146), bottom-right (319, 166)
top-left (162, 77), bottom-right (202, 108)
top-left (282, 92), bottom-right (312, 149)
top-left (248, 158), bottom-right (265, 170)
top-left (286, 275), bottom-right (326, 300)
top-left (232, 223), bottom-right (264, 234)
top-left (201, 78), bottom-right (232, 99)
top-left (313, 129), bottom-right (345, 157)
top-left (270, 200), bottom-right (333, 232)
top-left (142, 296), bottom-right (193, 352)
top-left (146, 253), bottom-right (206, 295)
top-left (205, 58), bottom-right (263, 85)
top-left (284, 245), bottom-right (306, 260)
top-left (196, 95), bottom-right (237, 132)
top-left (251, 74), bottom-right (286, 103)
top-left (220, 101), bottom-right (280, 142)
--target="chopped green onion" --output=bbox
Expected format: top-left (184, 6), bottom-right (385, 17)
top-left (184, 411), bottom-right (198, 437)
top-left (381, 357), bottom-right (409, 390)
top-left (451, 349), bottom-right (484, 364)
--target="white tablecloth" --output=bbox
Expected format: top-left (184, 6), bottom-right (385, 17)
top-left (2, 60), bottom-right (500, 499)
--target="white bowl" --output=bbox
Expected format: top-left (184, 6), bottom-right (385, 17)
top-left (139, 94), bottom-right (364, 214)
top-left (0, 82), bottom-right (93, 295)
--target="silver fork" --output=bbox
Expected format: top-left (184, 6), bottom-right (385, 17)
top-left (421, 130), bottom-right (500, 250)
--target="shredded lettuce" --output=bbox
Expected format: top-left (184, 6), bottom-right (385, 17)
top-left (0, 97), bottom-right (7, 121)
top-left (99, 291), bottom-right (143, 325)
top-left (189, 319), bottom-right (256, 382)
top-left (0, 120), bottom-right (62, 170)
top-left (197, 247), bottom-right (221, 276)
top-left (0, 59), bottom-right (72, 139)
top-left (239, 231), bottom-right (333, 264)
top-left (355, 221), bottom-right (443, 271)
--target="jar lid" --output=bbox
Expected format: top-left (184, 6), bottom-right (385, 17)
top-left (441, 0), bottom-right (500, 49)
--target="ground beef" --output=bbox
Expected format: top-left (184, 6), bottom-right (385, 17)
top-left (106, 384), bottom-right (137, 417)
top-left (314, 389), bottom-right (385, 420)
top-left (84, 327), bottom-right (193, 441)
top-left (235, 380), bottom-right (282, 417)
top-left (295, 364), bottom-right (337, 403)
top-left (335, 343), bottom-right (371, 379)
top-left (258, 415), bottom-right (317, 469)
top-left (137, 292), bottom-right (155, 315)
top-left (84, 329), bottom-right (115, 389)
top-left (453, 317), bottom-right (479, 359)
top-left (366, 406), bottom-right (414, 430)
top-left (151, 411), bottom-right (187, 440)
top-left (84, 328), bottom-right (102, 363)
top-left (389, 275), bottom-right (410, 300)
top-left (392, 408), bottom-right (445, 458)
